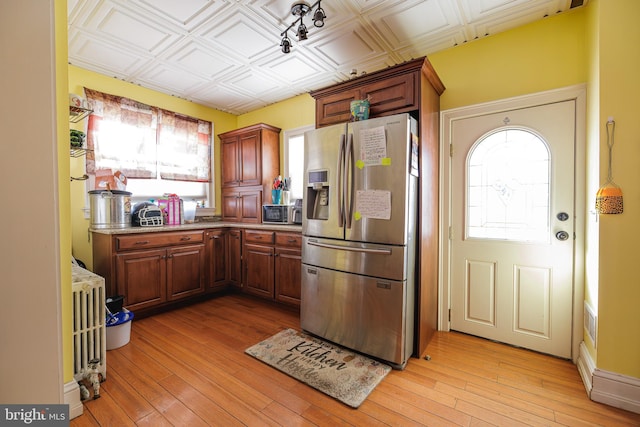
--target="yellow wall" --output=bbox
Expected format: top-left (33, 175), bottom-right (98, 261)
top-left (238, 93), bottom-right (316, 169)
top-left (68, 66), bottom-right (237, 269)
top-left (429, 9), bottom-right (587, 111)
top-left (583, 0), bottom-right (601, 363)
top-left (595, 0), bottom-right (640, 377)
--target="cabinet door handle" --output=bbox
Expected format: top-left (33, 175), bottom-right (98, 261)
top-left (287, 238), bottom-right (297, 243)
top-left (180, 236), bottom-right (191, 241)
top-left (135, 240), bottom-right (150, 245)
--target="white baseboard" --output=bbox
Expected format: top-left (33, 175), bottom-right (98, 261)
top-left (577, 341), bottom-right (640, 414)
top-left (64, 380), bottom-right (83, 420)
top-left (592, 369), bottom-right (640, 414)
top-left (577, 342), bottom-right (595, 393)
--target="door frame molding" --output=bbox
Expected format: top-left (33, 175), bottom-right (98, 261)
top-left (439, 84), bottom-right (586, 361)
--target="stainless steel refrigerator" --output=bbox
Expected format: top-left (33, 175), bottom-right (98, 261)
top-left (301, 113), bottom-right (419, 369)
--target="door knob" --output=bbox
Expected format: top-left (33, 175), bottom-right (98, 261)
top-left (555, 231), bottom-right (569, 241)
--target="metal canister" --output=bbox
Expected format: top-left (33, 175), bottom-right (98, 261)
top-left (88, 190), bottom-right (132, 229)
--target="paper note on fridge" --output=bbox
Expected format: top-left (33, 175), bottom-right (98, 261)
top-left (355, 190), bottom-right (391, 220)
top-left (360, 126), bottom-right (389, 166)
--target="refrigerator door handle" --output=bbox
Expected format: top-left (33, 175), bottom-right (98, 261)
top-left (307, 240), bottom-right (392, 255)
top-left (345, 132), bottom-right (354, 229)
top-left (337, 133), bottom-right (346, 227)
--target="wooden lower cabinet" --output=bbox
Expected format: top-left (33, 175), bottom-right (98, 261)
top-left (94, 230), bottom-right (207, 315)
top-left (119, 247), bottom-right (204, 313)
top-left (166, 244), bottom-right (205, 300)
top-left (205, 229), bottom-right (227, 291)
top-left (113, 243), bottom-right (205, 312)
top-left (115, 248), bottom-right (167, 312)
top-left (244, 242), bottom-right (274, 299)
top-left (227, 229), bottom-right (242, 289)
top-left (243, 229), bottom-right (301, 307)
top-left (274, 246), bottom-right (301, 306)
top-left (92, 226), bottom-right (301, 315)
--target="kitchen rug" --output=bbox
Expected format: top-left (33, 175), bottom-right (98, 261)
top-left (245, 328), bottom-right (391, 408)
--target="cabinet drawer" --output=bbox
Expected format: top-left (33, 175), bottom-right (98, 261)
top-left (116, 231), bottom-right (204, 251)
top-left (275, 232), bottom-right (301, 248)
top-left (244, 229), bottom-right (275, 244)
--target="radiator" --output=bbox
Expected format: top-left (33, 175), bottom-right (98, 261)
top-left (72, 265), bottom-right (107, 382)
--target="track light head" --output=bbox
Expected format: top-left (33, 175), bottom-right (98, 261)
top-left (313, 4), bottom-right (325, 27)
top-left (296, 21), bottom-right (308, 40)
top-left (280, 33), bottom-right (291, 54)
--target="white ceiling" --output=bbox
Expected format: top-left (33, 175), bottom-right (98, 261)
top-left (68, 0), bottom-right (585, 115)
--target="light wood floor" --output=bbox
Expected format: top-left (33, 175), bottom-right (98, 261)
top-left (71, 294), bottom-right (640, 426)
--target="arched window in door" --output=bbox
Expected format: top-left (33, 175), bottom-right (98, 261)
top-left (466, 128), bottom-right (550, 242)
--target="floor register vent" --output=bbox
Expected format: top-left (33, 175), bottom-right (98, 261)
top-left (583, 301), bottom-right (597, 347)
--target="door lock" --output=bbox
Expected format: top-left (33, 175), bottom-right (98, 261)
top-left (556, 212), bottom-right (569, 221)
top-left (555, 231), bottom-right (570, 241)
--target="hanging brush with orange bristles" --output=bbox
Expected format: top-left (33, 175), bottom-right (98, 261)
top-left (595, 118), bottom-right (623, 214)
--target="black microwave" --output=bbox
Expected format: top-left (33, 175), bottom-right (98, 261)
top-left (262, 204), bottom-right (294, 224)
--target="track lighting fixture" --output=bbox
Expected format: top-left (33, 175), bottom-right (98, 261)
top-left (313, 4), bottom-right (326, 27)
top-left (296, 22), bottom-right (308, 40)
top-left (280, 32), bottom-right (291, 53)
top-left (279, 1), bottom-right (326, 53)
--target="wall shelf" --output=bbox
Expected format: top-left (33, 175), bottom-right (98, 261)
top-left (69, 105), bottom-right (92, 123)
top-left (70, 147), bottom-right (92, 158)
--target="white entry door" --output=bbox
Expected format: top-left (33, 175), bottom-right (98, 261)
top-left (450, 100), bottom-right (576, 358)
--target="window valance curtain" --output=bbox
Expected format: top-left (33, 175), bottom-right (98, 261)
top-left (157, 109), bottom-right (211, 182)
top-left (85, 88), bottom-right (158, 179)
top-left (84, 88), bottom-right (211, 182)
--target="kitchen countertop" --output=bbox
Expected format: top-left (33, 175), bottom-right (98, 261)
top-left (90, 221), bottom-right (302, 235)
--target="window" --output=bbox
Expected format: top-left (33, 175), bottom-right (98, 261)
top-left (84, 88), bottom-right (214, 206)
top-left (466, 128), bottom-right (550, 242)
top-left (283, 125), bottom-right (313, 201)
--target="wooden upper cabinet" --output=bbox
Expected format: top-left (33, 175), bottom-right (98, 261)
top-left (363, 73), bottom-right (416, 117)
top-left (238, 131), bottom-right (261, 187)
top-left (221, 137), bottom-right (240, 187)
top-left (310, 57), bottom-right (445, 128)
top-left (218, 123), bottom-right (280, 222)
top-left (314, 89), bottom-right (360, 128)
top-left (218, 123), bottom-right (280, 189)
